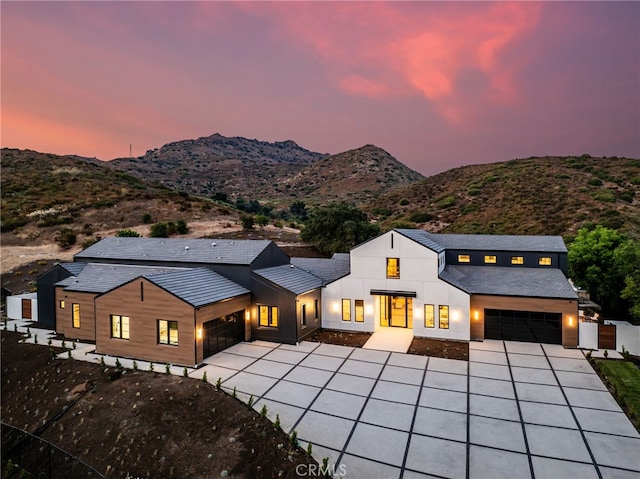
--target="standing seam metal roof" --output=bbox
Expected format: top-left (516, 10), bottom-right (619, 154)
top-left (290, 256), bottom-right (350, 285)
top-left (146, 267), bottom-right (249, 307)
top-left (439, 265), bottom-right (577, 299)
top-left (394, 229), bottom-right (446, 253)
top-left (425, 233), bottom-right (567, 253)
top-left (253, 265), bottom-right (322, 295)
top-left (75, 237), bottom-right (274, 265)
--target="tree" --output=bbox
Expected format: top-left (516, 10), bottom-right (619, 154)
top-left (56, 228), bottom-right (77, 248)
top-left (568, 225), bottom-right (629, 318)
top-left (301, 203), bottom-right (380, 255)
top-left (290, 200), bottom-right (308, 221)
top-left (175, 219), bottom-right (189, 235)
top-left (616, 240), bottom-right (640, 323)
top-left (256, 215), bottom-right (269, 229)
top-left (240, 214), bottom-right (255, 230)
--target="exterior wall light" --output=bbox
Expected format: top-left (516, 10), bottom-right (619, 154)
top-left (245, 311), bottom-right (251, 321)
top-left (568, 316), bottom-right (574, 327)
top-left (474, 310), bottom-right (479, 321)
top-left (196, 328), bottom-right (203, 339)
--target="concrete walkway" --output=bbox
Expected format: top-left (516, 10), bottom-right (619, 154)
top-left (208, 339), bottom-right (640, 479)
top-left (363, 328), bottom-right (413, 353)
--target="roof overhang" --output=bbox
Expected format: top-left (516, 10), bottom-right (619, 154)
top-left (370, 289), bottom-right (417, 298)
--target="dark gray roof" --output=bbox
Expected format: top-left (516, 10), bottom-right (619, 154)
top-left (75, 236), bottom-right (274, 265)
top-left (254, 265), bottom-right (322, 295)
top-left (426, 233), bottom-right (567, 253)
top-left (56, 263), bottom-right (188, 293)
top-left (60, 262), bottom-right (87, 275)
top-left (439, 265), bottom-right (577, 299)
top-left (394, 229), bottom-right (446, 253)
top-left (290, 256), bottom-right (350, 284)
top-left (147, 267), bottom-right (249, 307)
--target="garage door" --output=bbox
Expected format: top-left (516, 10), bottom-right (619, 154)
top-left (203, 311), bottom-right (243, 358)
top-left (484, 309), bottom-right (562, 344)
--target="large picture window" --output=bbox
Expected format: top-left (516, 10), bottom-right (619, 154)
top-left (439, 306), bottom-right (450, 329)
top-left (158, 320), bottom-right (178, 345)
top-left (72, 303), bottom-right (80, 328)
top-left (342, 299), bottom-right (351, 321)
top-left (386, 258), bottom-right (400, 279)
top-left (111, 315), bottom-right (130, 340)
top-left (424, 304), bottom-right (435, 328)
top-left (355, 300), bottom-right (364, 322)
top-left (258, 305), bottom-right (279, 328)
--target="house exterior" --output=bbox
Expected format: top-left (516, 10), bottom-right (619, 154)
top-left (37, 230), bottom-right (579, 366)
top-left (321, 229), bottom-right (578, 347)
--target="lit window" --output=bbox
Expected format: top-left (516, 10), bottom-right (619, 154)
top-left (424, 304), bottom-right (435, 328)
top-left (439, 305), bottom-right (449, 329)
top-left (111, 315), bottom-right (130, 340)
top-left (355, 300), bottom-right (364, 322)
top-left (484, 255), bottom-right (497, 264)
top-left (258, 305), bottom-right (278, 327)
top-left (59, 300), bottom-right (65, 309)
top-left (342, 299), bottom-right (351, 321)
top-left (539, 257), bottom-right (552, 266)
top-left (511, 256), bottom-right (524, 265)
top-left (72, 303), bottom-right (80, 328)
top-left (458, 255), bottom-right (471, 263)
top-left (158, 320), bottom-right (178, 345)
top-left (386, 258), bottom-right (400, 279)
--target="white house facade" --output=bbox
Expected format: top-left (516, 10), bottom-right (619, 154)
top-left (322, 230), bottom-right (471, 341)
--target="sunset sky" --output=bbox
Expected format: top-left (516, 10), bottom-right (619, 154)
top-left (2, 1), bottom-right (638, 176)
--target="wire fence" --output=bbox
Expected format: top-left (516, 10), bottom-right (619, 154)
top-left (1, 423), bottom-right (104, 478)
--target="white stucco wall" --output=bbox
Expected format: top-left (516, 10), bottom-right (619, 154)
top-left (322, 231), bottom-right (471, 341)
top-left (578, 321), bottom-right (598, 350)
top-left (6, 293), bottom-right (38, 321)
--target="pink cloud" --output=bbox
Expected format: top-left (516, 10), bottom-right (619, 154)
top-left (245, 2), bottom-right (542, 125)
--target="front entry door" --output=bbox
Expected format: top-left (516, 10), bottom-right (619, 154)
top-left (379, 296), bottom-right (413, 328)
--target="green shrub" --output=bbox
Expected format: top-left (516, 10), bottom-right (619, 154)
top-left (149, 222), bottom-right (169, 238)
top-left (175, 219), bottom-right (189, 234)
top-left (399, 199), bottom-right (410, 206)
top-left (56, 228), bottom-right (77, 248)
top-left (467, 188), bottom-right (481, 196)
top-left (240, 215), bottom-right (255, 230)
top-left (593, 190), bottom-right (616, 203)
top-left (116, 229), bottom-right (141, 237)
top-left (587, 178), bottom-right (603, 187)
top-left (142, 213), bottom-right (153, 224)
top-left (408, 212), bottom-right (433, 223)
top-left (437, 196), bottom-right (456, 208)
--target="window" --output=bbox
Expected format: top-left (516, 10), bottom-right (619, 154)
top-left (511, 256), bottom-right (524, 265)
top-left (158, 320), bottom-right (178, 345)
top-left (386, 258), bottom-right (400, 279)
top-left (342, 299), bottom-right (351, 321)
top-left (301, 304), bottom-right (307, 326)
top-left (439, 305), bottom-right (449, 329)
top-left (258, 305), bottom-right (279, 327)
top-left (111, 315), bottom-right (130, 340)
top-left (140, 282), bottom-right (144, 302)
top-left (59, 300), bottom-right (65, 309)
top-left (72, 303), bottom-right (80, 328)
top-left (539, 257), bottom-right (552, 266)
top-left (314, 299), bottom-right (319, 319)
top-left (355, 300), bottom-right (364, 322)
top-left (458, 255), bottom-right (471, 263)
top-left (484, 255), bottom-right (497, 264)
top-left (424, 304), bottom-right (435, 328)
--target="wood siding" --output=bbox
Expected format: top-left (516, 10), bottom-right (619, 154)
top-left (55, 288), bottom-right (97, 341)
top-left (470, 295), bottom-right (578, 347)
top-left (95, 278), bottom-right (196, 366)
top-left (194, 294), bottom-right (251, 363)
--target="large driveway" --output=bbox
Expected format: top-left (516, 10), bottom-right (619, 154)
top-left (196, 339), bottom-right (640, 478)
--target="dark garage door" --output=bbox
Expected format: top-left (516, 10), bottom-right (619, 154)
top-left (485, 309), bottom-right (562, 344)
top-left (203, 311), bottom-right (244, 358)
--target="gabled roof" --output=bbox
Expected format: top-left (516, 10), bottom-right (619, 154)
top-left (57, 263), bottom-right (188, 293)
top-left (425, 233), bottom-right (567, 253)
top-left (253, 265), bottom-right (322, 295)
top-left (75, 237), bottom-right (274, 265)
top-left (394, 229), bottom-right (446, 253)
top-left (439, 266), bottom-right (577, 299)
top-left (146, 267), bottom-right (249, 307)
top-left (290, 255), bottom-right (350, 285)
top-left (59, 262), bottom-right (87, 276)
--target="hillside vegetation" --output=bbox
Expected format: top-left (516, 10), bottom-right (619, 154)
top-left (107, 134), bottom-right (423, 205)
top-left (1, 149), bottom-right (239, 246)
top-left (367, 155), bottom-right (640, 238)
